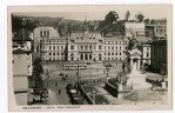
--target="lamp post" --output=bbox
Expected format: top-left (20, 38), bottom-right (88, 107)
top-left (105, 59), bottom-right (112, 82)
top-left (76, 59), bottom-right (80, 83)
top-left (92, 90), bottom-right (97, 104)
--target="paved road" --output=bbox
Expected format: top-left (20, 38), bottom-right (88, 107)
top-left (42, 61), bottom-right (123, 105)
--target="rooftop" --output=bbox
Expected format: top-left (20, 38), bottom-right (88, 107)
top-left (13, 37), bottom-right (32, 41)
top-left (13, 48), bottom-right (32, 54)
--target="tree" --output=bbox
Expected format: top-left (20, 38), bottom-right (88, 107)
top-left (144, 18), bottom-right (150, 24)
top-left (127, 38), bottom-right (138, 50)
top-left (104, 11), bottom-right (119, 25)
top-left (98, 11), bottom-right (124, 36)
top-left (136, 13), bottom-right (144, 22)
top-left (12, 15), bottom-right (37, 34)
top-left (125, 11), bottom-right (130, 21)
top-left (33, 58), bottom-right (43, 88)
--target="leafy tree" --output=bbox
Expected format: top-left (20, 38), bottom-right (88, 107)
top-left (104, 11), bottom-right (119, 25)
top-left (33, 58), bottom-right (43, 88)
top-left (98, 11), bottom-right (125, 36)
top-left (144, 18), bottom-right (150, 24)
top-left (127, 38), bottom-right (138, 50)
top-left (12, 15), bottom-right (37, 34)
top-left (136, 13), bottom-right (144, 22)
top-left (125, 11), bottom-right (130, 21)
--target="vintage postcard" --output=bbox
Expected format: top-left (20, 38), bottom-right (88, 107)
top-left (8, 5), bottom-right (172, 111)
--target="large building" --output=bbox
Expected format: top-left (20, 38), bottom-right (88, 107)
top-left (150, 39), bottom-right (167, 74)
top-left (40, 31), bottom-right (128, 61)
top-left (33, 23), bottom-right (153, 66)
top-left (13, 37), bottom-right (33, 105)
top-left (33, 26), bottom-right (59, 59)
top-left (138, 42), bottom-right (151, 65)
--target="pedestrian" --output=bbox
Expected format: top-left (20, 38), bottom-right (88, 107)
top-left (58, 89), bottom-right (61, 95)
top-left (66, 74), bottom-right (68, 78)
top-left (55, 82), bottom-right (57, 87)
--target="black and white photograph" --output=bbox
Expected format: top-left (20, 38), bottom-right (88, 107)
top-left (8, 5), bottom-right (172, 111)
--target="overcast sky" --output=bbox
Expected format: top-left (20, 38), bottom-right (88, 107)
top-left (13, 5), bottom-right (171, 20)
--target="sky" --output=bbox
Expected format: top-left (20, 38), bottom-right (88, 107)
top-left (13, 5), bottom-right (171, 20)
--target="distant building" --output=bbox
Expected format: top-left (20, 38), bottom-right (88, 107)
top-left (125, 22), bottom-right (145, 38)
top-left (145, 19), bottom-right (167, 38)
top-left (150, 39), bottom-right (167, 74)
top-left (33, 26), bottom-right (59, 59)
top-left (13, 38), bottom-right (33, 105)
top-left (41, 38), bottom-right (67, 61)
top-left (138, 42), bottom-right (151, 65)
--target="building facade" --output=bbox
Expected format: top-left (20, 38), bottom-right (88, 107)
top-left (33, 26), bottom-right (59, 59)
top-left (138, 43), bottom-right (151, 65)
top-left (150, 39), bottom-right (167, 74)
top-left (40, 31), bottom-right (128, 61)
top-left (125, 22), bottom-right (145, 38)
top-left (145, 19), bottom-right (167, 38)
top-left (13, 38), bottom-right (33, 105)
top-left (33, 26), bottom-right (152, 64)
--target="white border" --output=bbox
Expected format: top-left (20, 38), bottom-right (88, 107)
top-left (1, 0), bottom-right (174, 113)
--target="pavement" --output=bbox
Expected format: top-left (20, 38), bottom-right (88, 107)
top-left (40, 61), bottom-right (168, 105)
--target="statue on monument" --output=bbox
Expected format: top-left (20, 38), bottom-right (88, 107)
top-left (127, 37), bottom-right (138, 50)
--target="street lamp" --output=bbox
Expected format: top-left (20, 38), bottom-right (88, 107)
top-left (105, 59), bottom-right (112, 82)
top-left (76, 59), bottom-right (81, 83)
top-left (92, 90), bottom-right (97, 104)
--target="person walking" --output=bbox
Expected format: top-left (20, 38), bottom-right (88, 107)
top-left (58, 89), bottom-right (61, 95)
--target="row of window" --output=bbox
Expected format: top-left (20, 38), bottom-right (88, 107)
top-left (42, 46), bottom-right (65, 51)
top-left (43, 52), bottom-right (123, 58)
top-left (42, 52), bottom-right (64, 56)
top-left (103, 41), bottom-right (124, 45)
top-left (42, 40), bottom-right (126, 45)
top-left (104, 52), bottom-right (122, 56)
top-left (42, 45), bottom-right (126, 51)
top-left (40, 30), bottom-right (49, 38)
top-left (70, 45), bottom-right (126, 51)
top-left (42, 57), bottom-right (122, 61)
top-left (42, 41), bottom-right (66, 45)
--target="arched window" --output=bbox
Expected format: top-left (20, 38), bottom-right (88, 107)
top-left (85, 54), bottom-right (88, 60)
top-left (89, 54), bottom-right (92, 60)
top-left (99, 53), bottom-right (102, 61)
top-left (71, 53), bottom-right (74, 61)
top-left (80, 54), bottom-right (83, 60)
top-left (40, 31), bottom-right (42, 37)
top-left (47, 30), bottom-right (49, 38)
top-left (44, 31), bottom-right (46, 37)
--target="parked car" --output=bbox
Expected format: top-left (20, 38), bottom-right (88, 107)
top-left (66, 84), bottom-right (74, 91)
top-left (68, 88), bottom-right (77, 95)
top-left (32, 87), bottom-right (49, 103)
top-left (70, 93), bottom-right (83, 104)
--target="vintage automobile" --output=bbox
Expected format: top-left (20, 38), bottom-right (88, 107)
top-left (32, 87), bottom-right (49, 103)
top-left (70, 93), bottom-right (83, 104)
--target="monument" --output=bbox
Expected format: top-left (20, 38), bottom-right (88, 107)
top-left (126, 48), bottom-right (152, 90)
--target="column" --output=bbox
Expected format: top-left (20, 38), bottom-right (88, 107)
top-left (83, 54), bottom-right (84, 61)
top-left (87, 53), bottom-right (89, 61)
top-left (138, 59), bottom-right (141, 70)
top-left (130, 59), bottom-right (133, 68)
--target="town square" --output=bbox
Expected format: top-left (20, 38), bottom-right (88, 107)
top-left (11, 5), bottom-right (169, 107)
